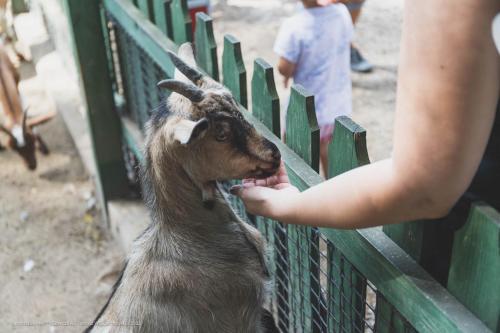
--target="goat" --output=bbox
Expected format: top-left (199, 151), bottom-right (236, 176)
top-left (0, 44), bottom-right (54, 169)
top-left (86, 43), bottom-right (281, 333)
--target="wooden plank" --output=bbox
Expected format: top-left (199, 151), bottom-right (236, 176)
top-left (375, 293), bottom-right (393, 333)
top-left (285, 84), bottom-right (319, 172)
top-left (137, 0), bottom-right (153, 22)
top-left (327, 242), bottom-right (342, 332)
top-left (328, 115), bottom-right (370, 177)
top-left (447, 203), bottom-right (500, 332)
top-left (170, 0), bottom-right (192, 44)
top-left (328, 116), bottom-right (369, 332)
top-left (194, 12), bottom-right (219, 81)
top-left (284, 84), bottom-right (320, 332)
top-left (64, 0), bottom-right (129, 205)
top-left (12, 0), bottom-right (29, 14)
top-left (104, 0), bottom-right (178, 78)
top-left (222, 34), bottom-right (247, 108)
top-left (322, 226), bottom-right (490, 333)
top-left (251, 58), bottom-right (280, 137)
top-left (382, 221), bottom-right (425, 263)
top-left (153, 0), bottom-right (172, 37)
top-left (383, 215), bottom-right (459, 286)
top-left (249, 57), bottom-right (287, 330)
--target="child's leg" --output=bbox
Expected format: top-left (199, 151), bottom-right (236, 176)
top-left (320, 140), bottom-right (329, 178)
top-left (319, 124), bottom-right (335, 179)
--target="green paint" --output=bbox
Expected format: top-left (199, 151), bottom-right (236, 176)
top-left (12, 0), bottom-right (29, 14)
top-left (194, 13), bottom-right (219, 80)
top-left (64, 0), bottom-right (129, 205)
top-left (327, 116), bottom-right (369, 332)
top-left (104, 0), bottom-right (178, 77)
top-left (170, 0), bottom-right (192, 44)
top-left (153, 0), bottom-right (172, 37)
top-left (284, 87), bottom-right (320, 332)
top-left (447, 203), bottom-right (500, 332)
top-left (328, 115), bottom-right (370, 178)
top-left (137, 0), bottom-right (153, 22)
top-left (251, 58), bottom-right (280, 137)
top-left (285, 84), bottom-right (319, 172)
top-left (222, 35), bottom-right (247, 107)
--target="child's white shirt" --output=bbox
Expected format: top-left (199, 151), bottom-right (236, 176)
top-left (274, 4), bottom-right (353, 126)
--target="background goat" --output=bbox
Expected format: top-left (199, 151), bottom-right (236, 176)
top-left (0, 44), bottom-right (54, 169)
top-left (86, 43), bottom-right (280, 333)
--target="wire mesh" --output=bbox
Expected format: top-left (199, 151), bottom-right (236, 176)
top-left (103, 8), bottom-right (418, 333)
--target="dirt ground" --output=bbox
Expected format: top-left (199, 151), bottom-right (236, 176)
top-left (0, 1), bottom-right (403, 332)
top-left (0, 62), bottom-right (123, 332)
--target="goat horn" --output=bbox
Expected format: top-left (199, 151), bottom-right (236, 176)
top-left (167, 51), bottom-right (204, 84)
top-left (157, 79), bottom-right (205, 103)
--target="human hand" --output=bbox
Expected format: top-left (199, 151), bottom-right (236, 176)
top-left (230, 161), bottom-right (300, 220)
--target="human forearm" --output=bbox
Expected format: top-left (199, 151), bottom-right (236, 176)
top-left (272, 159), bottom-right (439, 228)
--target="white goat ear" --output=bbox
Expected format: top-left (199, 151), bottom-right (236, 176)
top-left (173, 118), bottom-right (209, 145)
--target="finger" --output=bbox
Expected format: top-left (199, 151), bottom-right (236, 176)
top-left (242, 178), bottom-right (257, 185)
top-left (229, 185), bottom-right (243, 195)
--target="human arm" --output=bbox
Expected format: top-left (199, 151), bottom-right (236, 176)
top-left (234, 0), bottom-right (500, 229)
top-left (277, 57), bottom-right (296, 88)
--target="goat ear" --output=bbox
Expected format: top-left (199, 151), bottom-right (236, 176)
top-left (27, 111), bottom-right (56, 128)
top-left (173, 118), bottom-right (209, 145)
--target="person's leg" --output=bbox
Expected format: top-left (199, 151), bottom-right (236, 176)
top-left (320, 140), bottom-right (329, 178)
top-left (341, 0), bottom-right (374, 73)
top-left (319, 124), bottom-right (335, 178)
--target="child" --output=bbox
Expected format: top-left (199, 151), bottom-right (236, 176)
top-left (274, 0), bottom-right (353, 176)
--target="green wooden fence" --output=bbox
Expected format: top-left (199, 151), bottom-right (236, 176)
top-left (61, 0), bottom-right (499, 332)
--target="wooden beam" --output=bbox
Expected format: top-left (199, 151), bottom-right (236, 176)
top-left (64, 0), bottom-right (129, 208)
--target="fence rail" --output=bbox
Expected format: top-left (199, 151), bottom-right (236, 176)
top-left (59, 0), bottom-right (499, 331)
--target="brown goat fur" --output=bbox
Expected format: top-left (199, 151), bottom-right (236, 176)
top-left (86, 43), bottom-right (280, 333)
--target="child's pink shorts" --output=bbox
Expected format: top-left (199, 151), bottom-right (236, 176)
top-left (320, 124), bottom-right (335, 143)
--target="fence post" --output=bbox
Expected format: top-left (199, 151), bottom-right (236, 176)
top-left (222, 34), bottom-right (247, 108)
top-left (251, 58), bottom-right (289, 331)
top-left (64, 0), bottom-right (129, 213)
top-left (12, 0), bottom-right (29, 14)
top-left (447, 203), bottom-right (500, 331)
top-left (251, 58), bottom-right (280, 137)
top-left (194, 12), bottom-right (219, 81)
top-left (328, 116), bottom-right (370, 333)
top-left (137, 0), bottom-right (153, 22)
top-left (285, 84), bottom-right (320, 332)
top-left (170, 0), bottom-right (192, 44)
top-left (152, 0), bottom-right (173, 39)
